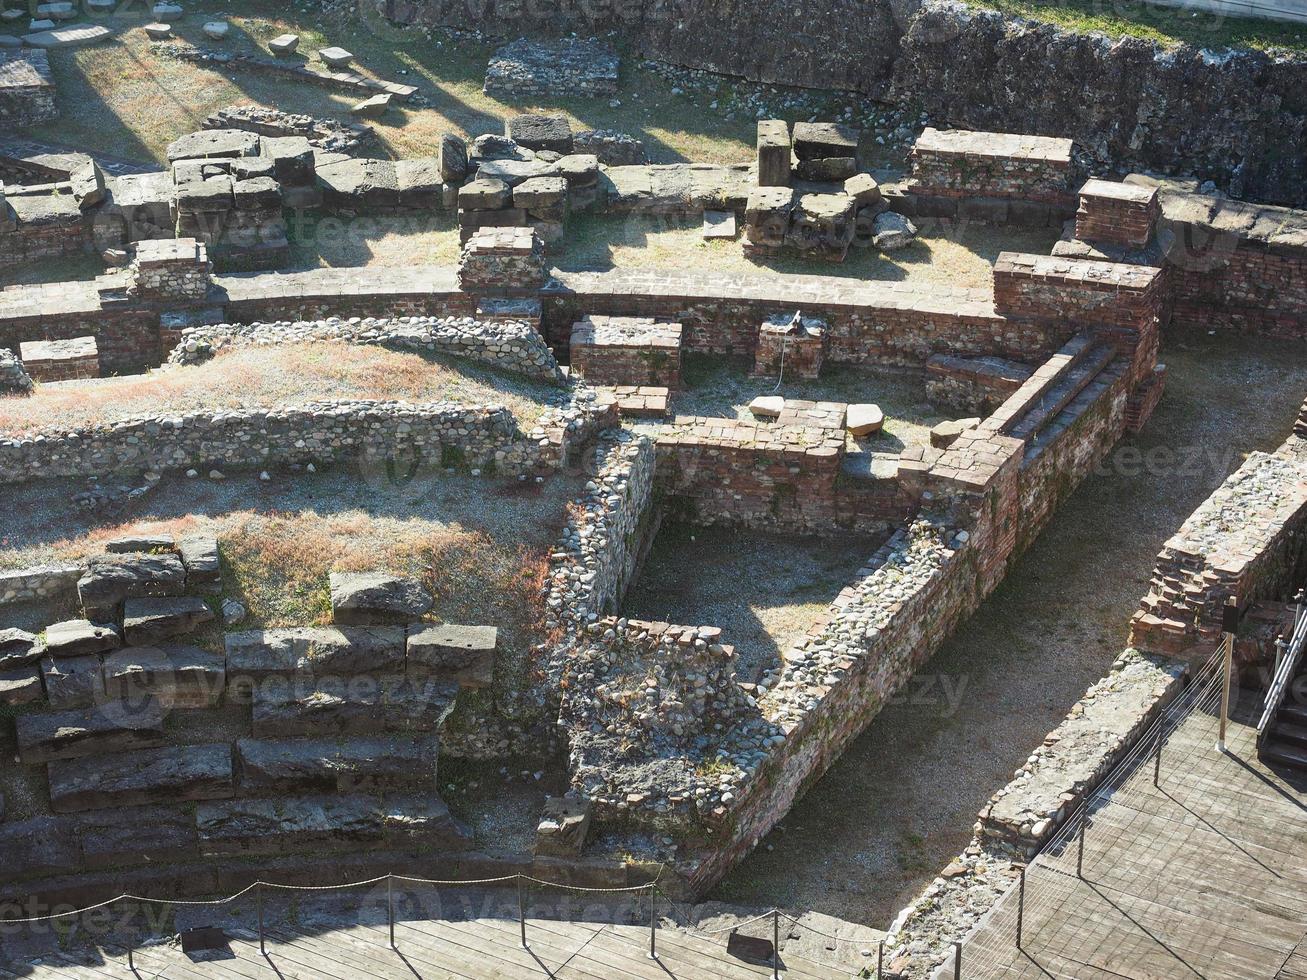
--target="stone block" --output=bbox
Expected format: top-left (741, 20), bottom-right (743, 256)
top-left (224, 627), bottom-right (406, 688)
top-left (844, 172), bottom-right (882, 207)
top-left (167, 129), bottom-right (260, 163)
top-left (748, 395), bottom-right (784, 419)
top-left (439, 132), bottom-right (469, 183)
top-left (351, 93), bottom-right (391, 118)
top-left (794, 157), bottom-right (857, 182)
top-left (0, 628), bottom-right (41, 670)
top-left (105, 535), bottom-right (175, 554)
top-left (78, 552), bottom-right (187, 619)
top-left (251, 678), bottom-right (457, 738)
top-left (318, 46), bottom-right (354, 69)
top-left (101, 644), bottom-right (225, 708)
top-left (233, 176), bottom-right (281, 210)
top-left (535, 796), bottom-right (592, 857)
top-left (513, 175), bottom-right (568, 210)
top-left (78, 804), bottom-right (199, 869)
top-left (178, 535), bottom-right (221, 592)
top-left (459, 177), bottom-right (511, 211)
top-left (123, 596), bottom-right (215, 645)
top-left (756, 120), bottom-right (791, 187)
top-left (846, 404), bottom-right (884, 437)
top-left (16, 700), bottom-right (167, 764)
top-left (268, 33), bottom-right (299, 56)
top-left (0, 665), bottom-right (44, 706)
top-left (260, 135), bottom-right (315, 186)
top-left (407, 624), bottom-right (497, 687)
top-left (19, 336), bottom-right (99, 383)
top-left (0, 816), bottom-right (80, 878)
top-left (329, 571), bottom-right (433, 626)
top-left (394, 157), bottom-right (446, 209)
top-left (48, 743), bottom-right (235, 812)
top-left (792, 121), bottom-right (860, 161)
top-left (42, 654), bottom-right (104, 709)
top-left (508, 113), bottom-right (574, 155)
top-left (235, 734), bottom-right (438, 794)
top-left (43, 619), bottom-right (120, 658)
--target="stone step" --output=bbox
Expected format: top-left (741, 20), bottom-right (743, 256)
top-left (77, 552), bottom-right (187, 619)
top-left (251, 677), bottom-right (457, 738)
top-left (48, 743), bottom-right (235, 813)
top-left (195, 792), bottom-right (471, 857)
top-left (77, 803), bottom-right (199, 870)
top-left (224, 627), bottom-right (406, 696)
top-left (16, 699), bottom-right (166, 764)
top-left (1006, 343), bottom-right (1118, 443)
top-left (1025, 357), bottom-right (1127, 463)
top-left (1272, 720), bottom-right (1307, 749)
top-left (234, 734), bottom-right (438, 794)
top-left (100, 644), bottom-right (226, 708)
top-left (1263, 738), bottom-right (1307, 772)
top-left (1279, 703), bottom-right (1307, 728)
top-left (122, 596), bottom-right (215, 645)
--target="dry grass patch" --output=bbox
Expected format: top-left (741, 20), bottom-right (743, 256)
top-left (0, 343), bottom-right (556, 436)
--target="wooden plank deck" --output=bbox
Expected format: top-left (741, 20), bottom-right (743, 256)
top-left (12, 914), bottom-right (854, 980)
top-left (954, 703), bottom-right (1307, 979)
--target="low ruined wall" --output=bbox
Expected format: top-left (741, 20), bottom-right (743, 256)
top-left (0, 300), bottom-right (160, 376)
top-left (167, 316), bottom-right (564, 383)
top-left (0, 564), bottom-right (85, 609)
top-left (214, 267), bottom-right (474, 323)
top-left (1131, 422), bottom-right (1307, 656)
top-left (545, 270), bottom-right (1066, 367)
top-left (0, 401), bottom-right (603, 485)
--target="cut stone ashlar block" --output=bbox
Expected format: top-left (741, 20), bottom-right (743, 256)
top-left (756, 120), bottom-right (791, 187)
top-left (43, 619), bottom-right (120, 658)
top-left (16, 699), bottom-right (167, 764)
top-left (846, 404), bottom-right (884, 437)
top-left (508, 113), bottom-right (574, 155)
top-left (122, 596), bottom-right (215, 645)
top-left (41, 654), bottom-right (103, 709)
top-left (196, 793), bottom-right (471, 857)
top-left (251, 677), bottom-right (458, 738)
top-left (48, 743), bottom-right (235, 813)
top-left (407, 624), bottom-right (497, 688)
top-left (0, 628), bottom-right (40, 670)
top-left (351, 93), bottom-right (391, 119)
top-left (178, 535), bottom-right (221, 592)
top-left (268, 33), bottom-right (299, 56)
top-left (318, 45), bottom-right (353, 69)
top-left (792, 121), bottom-right (860, 161)
top-left (535, 796), bottom-right (592, 858)
top-left (78, 803), bottom-right (199, 870)
top-left (0, 665), bottom-right (44, 706)
top-left (569, 315), bottom-right (684, 389)
top-left (100, 644), bottom-right (225, 708)
top-left (234, 734), bottom-right (438, 794)
top-left (224, 627), bottom-right (406, 693)
top-left (18, 336), bottom-right (99, 383)
top-left (329, 571), bottom-right (433, 626)
top-left (167, 128), bottom-right (260, 163)
top-left (78, 552), bottom-right (187, 619)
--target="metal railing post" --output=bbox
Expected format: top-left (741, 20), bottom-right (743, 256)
top-left (953, 940), bottom-right (962, 979)
top-left (388, 875), bottom-right (395, 949)
top-left (1015, 867), bottom-right (1026, 950)
top-left (1218, 597), bottom-right (1238, 752)
top-left (518, 877), bottom-right (527, 949)
top-left (877, 940), bottom-right (884, 979)
top-left (772, 909), bottom-right (780, 980)
top-left (648, 886), bottom-right (657, 959)
top-left (1153, 724), bottom-right (1164, 788)
top-left (1076, 817), bottom-right (1087, 878)
top-left (257, 883), bottom-right (265, 956)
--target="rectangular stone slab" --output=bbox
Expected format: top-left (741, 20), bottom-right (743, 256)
top-left (76, 804), bottom-right (199, 869)
top-left (195, 793), bottom-right (470, 857)
top-left (78, 552), bottom-right (186, 618)
top-left (47, 743), bottom-right (234, 813)
top-left (251, 677), bottom-right (456, 738)
top-left (16, 699), bottom-right (166, 763)
top-left (0, 815), bottom-right (80, 878)
top-left (0, 665), bottom-right (44, 706)
top-left (224, 627), bottom-right (406, 693)
top-left (41, 654), bottom-right (103, 709)
top-left (407, 625), bottom-right (497, 687)
top-left (101, 644), bottom-right (225, 708)
top-left (177, 535), bottom-right (221, 592)
top-left (235, 734), bottom-right (437, 794)
top-left (43, 619), bottom-right (120, 658)
top-left (122, 596), bottom-right (215, 645)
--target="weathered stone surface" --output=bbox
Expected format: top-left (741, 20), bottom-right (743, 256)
top-left (748, 395), bottom-right (785, 419)
top-left (16, 700), bottom-right (167, 764)
top-left (792, 121), bottom-right (859, 161)
top-left (573, 129), bottom-right (646, 166)
top-left (439, 132), bottom-right (469, 183)
top-left (48, 743), bottom-right (235, 812)
top-left (268, 32), bottom-right (298, 55)
top-left (235, 734), bottom-right (438, 793)
top-left (195, 792), bottom-right (471, 856)
top-left (71, 161), bottom-right (106, 210)
top-left (329, 572), bottom-right (432, 626)
top-left (0, 665), bottom-right (44, 706)
top-left (251, 678), bottom-right (457, 737)
top-left (484, 38), bottom-right (618, 100)
top-left (316, 158), bottom-right (399, 210)
top-left (101, 644), bottom-right (225, 708)
top-left (394, 157), bottom-right (445, 208)
top-left (535, 796), bottom-right (592, 857)
top-left (104, 534), bottom-right (175, 554)
top-left (43, 619), bottom-right (120, 659)
top-left (846, 403), bottom-right (884, 436)
top-left (513, 175), bottom-right (568, 210)
top-left (78, 553), bottom-right (187, 617)
top-left (77, 804), bottom-right (199, 869)
top-left (0, 627), bottom-right (41, 670)
top-left (0, 816), bottom-right (80, 878)
top-left (407, 624), bottom-right (497, 687)
top-left (508, 113), bottom-right (574, 155)
top-left (167, 129), bottom-right (260, 163)
top-left (122, 596), bottom-right (215, 645)
top-left (872, 211), bottom-right (918, 251)
top-left (795, 157), bottom-right (857, 182)
top-left (178, 535), bottom-right (221, 591)
top-left (318, 45), bottom-right (354, 69)
top-left (351, 93), bottom-right (391, 118)
top-left (224, 627), bottom-right (406, 686)
top-left (459, 177), bottom-right (511, 210)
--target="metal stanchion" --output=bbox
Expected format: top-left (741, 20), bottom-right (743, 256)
top-left (388, 875), bottom-right (395, 949)
top-left (877, 940), bottom-right (884, 978)
top-left (1218, 597), bottom-right (1239, 752)
top-left (648, 886), bottom-right (657, 959)
top-left (1076, 817), bottom-right (1087, 878)
top-left (257, 883), bottom-right (266, 956)
top-left (1015, 867), bottom-right (1026, 950)
top-left (518, 877), bottom-right (528, 949)
top-left (772, 909), bottom-right (781, 980)
top-left (953, 940), bottom-right (962, 979)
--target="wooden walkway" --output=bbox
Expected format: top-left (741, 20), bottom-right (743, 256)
top-left (4, 912), bottom-right (853, 980)
top-left (955, 702), bottom-right (1307, 979)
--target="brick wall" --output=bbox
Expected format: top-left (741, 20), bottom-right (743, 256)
top-left (0, 307), bottom-right (161, 376)
top-left (1076, 178), bottom-right (1159, 248)
top-left (908, 128), bottom-right (1074, 205)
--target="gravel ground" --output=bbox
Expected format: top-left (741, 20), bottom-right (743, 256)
top-left (0, 344), bottom-right (556, 437)
top-left (623, 523), bottom-right (885, 680)
top-left (711, 331), bottom-right (1307, 925)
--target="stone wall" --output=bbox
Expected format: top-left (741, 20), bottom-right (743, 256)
top-left (1131, 423), bottom-right (1307, 657)
top-left (0, 400), bottom-right (610, 485)
top-left (385, 0), bottom-right (1307, 207)
top-left (167, 316), bottom-right (564, 384)
top-left (0, 564), bottom-right (84, 608)
top-left (0, 347), bottom-right (34, 396)
top-left (0, 50), bottom-right (57, 130)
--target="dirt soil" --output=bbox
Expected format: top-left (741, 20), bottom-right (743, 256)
top-left (711, 332), bottom-right (1307, 925)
